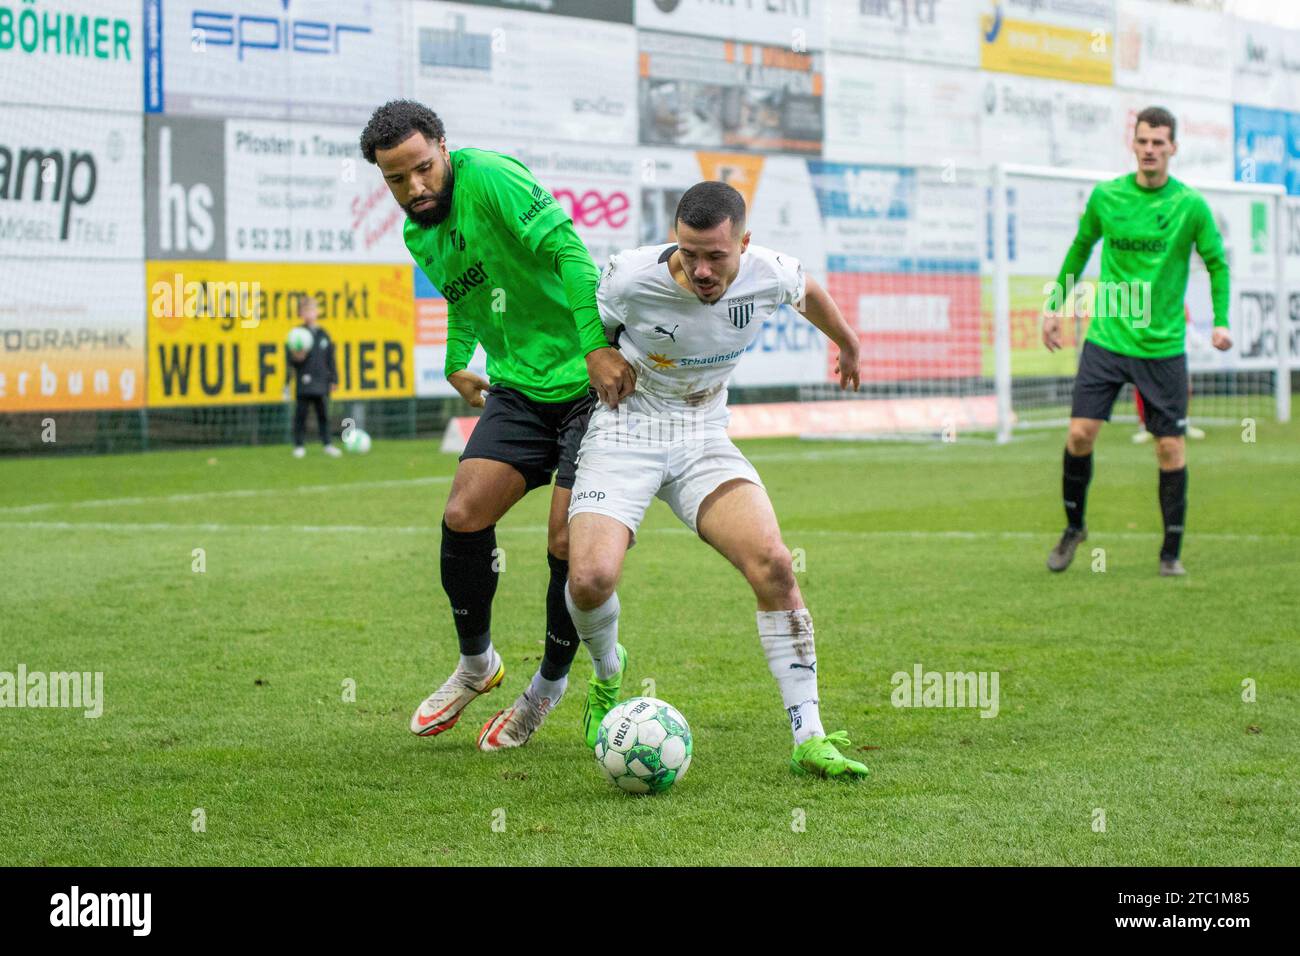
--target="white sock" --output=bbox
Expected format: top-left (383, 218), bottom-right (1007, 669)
top-left (527, 671), bottom-right (567, 708)
top-left (758, 608), bottom-right (824, 745)
top-left (459, 646), bottom-right (497, 680)
top-left (565, 584), bottom-right (623, 680)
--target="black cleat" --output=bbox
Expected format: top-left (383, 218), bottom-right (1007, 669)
top-left (1159, 559), bottom-right (1187, 577)
top-left (1047, 527), bottom-right (1088, 572)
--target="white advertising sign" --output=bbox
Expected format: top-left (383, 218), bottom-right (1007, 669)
top-left (824, 54), bottom-right (981, 167)
top-left (980, 73), bottom-right (1126, 170)
top-left (415, 2), bottom-right (637, 146)
top-left (825, 0), bottom-right (980, 65)
top-left (1231, 18), bottom-right (1300, 111)
top-left (0, 0), bottom-right (142, 110)
top-left (1114, 0), bottom-right (1231, 101)
top-left (156, 0), bottom-right (408, 121)
top-left (0, 259), bottom-right (146, 412)
top-left (0, 105), bottom-right (142, 260)
top-left (225, 119), bottom-right (408, 262)
top-left (477, 140), bottom-right (641, 271)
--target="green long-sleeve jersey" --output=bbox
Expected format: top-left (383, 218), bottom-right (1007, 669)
top-left (404, 148), bottom-right (606, 403)
top-left (1053, 173), bottom-right (1230, 359)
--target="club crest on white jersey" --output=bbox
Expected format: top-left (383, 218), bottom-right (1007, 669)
top-left (596, 242), bottom-right (805, 415)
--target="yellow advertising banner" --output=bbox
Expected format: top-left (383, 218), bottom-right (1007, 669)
top-left (146, 263), bottom-right (414, 407)
top-left (980, 12), bottom-right (1113, 86)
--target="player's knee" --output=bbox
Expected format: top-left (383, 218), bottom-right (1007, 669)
top-left (567, 564), bottom-right (617, 609)
top-left (747, 546), bottom-right (797, 599)
top-left (1156, 437), bottom-right (1185, 468)
top-left (442, 496), bottom-right (487, 533)
top-left (548, 527), bottom-right (569, 562)
top-left (1067, 423), bottom-right (1097, 454)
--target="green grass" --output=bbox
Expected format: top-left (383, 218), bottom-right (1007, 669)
top-left (1, 423), bottom-right (1298, 866)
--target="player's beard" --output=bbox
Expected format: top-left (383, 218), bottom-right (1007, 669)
top-left (692, 269), bottom-right (733, 302)
top-left (406, 162), bottom-right (454, 229)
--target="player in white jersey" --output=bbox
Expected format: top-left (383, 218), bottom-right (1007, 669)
top-left (565, 181), bottom-right (869, 780)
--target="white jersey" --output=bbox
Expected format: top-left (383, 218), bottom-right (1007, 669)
top-left (596, 242), bottom-right (805, 420)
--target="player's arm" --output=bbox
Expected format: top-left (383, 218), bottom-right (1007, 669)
top-left (1043, 188), bottom-right (1103, 352)
top-left (773, 253), bottom-right (860, 390)
top-left (326, 337), bottom-right (339, 393)
top-left (1194, 197), bottom-right (1232, 351)
top-left (535, 224), bottom-right (636, 406)
top-left (444, 299), bottom-right (489, 408)
top-left (799, 274), bottom-right (860, 391)
top-left (595, 250), bottom-right (629, 344)
top-left (473, 155), bottom-right (634, 405)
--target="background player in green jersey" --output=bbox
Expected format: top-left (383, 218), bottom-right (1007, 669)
top-left (361, 100), bottom-right (636, 750)
top-left (1042, 106), bottom-right (1233, 577)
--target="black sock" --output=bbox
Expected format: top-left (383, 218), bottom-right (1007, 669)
top-left (440, 519), bottom-right (498, 656)
top-left (1063, 449), bottom-right (1093, 530)
top-left (542, 551), bottom-right (580, 681)
top-left (1159, 467), bottom-right (1187, 560)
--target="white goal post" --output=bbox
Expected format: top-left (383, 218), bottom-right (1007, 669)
top-left (990, 163), bottom-right (1291, 444)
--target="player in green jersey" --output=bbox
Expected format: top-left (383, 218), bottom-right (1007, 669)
top-left (361, 100), bottom-right (636, 750)
top-left (1042, 106), bottom-right (1233, 577)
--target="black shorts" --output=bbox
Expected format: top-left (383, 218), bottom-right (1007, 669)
top-left (1071, 341), bottom-right (1188, 437)
top-left (462, 386), bottom-right (595, 491)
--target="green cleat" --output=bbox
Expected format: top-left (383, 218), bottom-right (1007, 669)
top-left (791, 731), bottom-right (870, 781)
top-left (582, 644), bottom-right (627, 749)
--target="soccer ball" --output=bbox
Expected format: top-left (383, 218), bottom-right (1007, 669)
top-left (594, 697), bottom-right (692, 795)
top-left (286, 327), bottom-right (313, 352)
top-left (342, 428), bottom-right (371, 454)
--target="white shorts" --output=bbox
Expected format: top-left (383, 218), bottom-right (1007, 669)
top-left (568, 426), bottom-right (763, 539)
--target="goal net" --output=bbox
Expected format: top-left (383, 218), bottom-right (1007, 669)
top-left (990, 164), bottom-right (1291, 442)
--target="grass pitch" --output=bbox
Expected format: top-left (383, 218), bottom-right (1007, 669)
top-left (1, 423), bottom-right (1297, 866)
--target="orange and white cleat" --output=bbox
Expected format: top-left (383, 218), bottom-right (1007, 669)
top-left (476, 690), bottom-right (561, 751)
top-left (409, 654), bottom-right (505, 737)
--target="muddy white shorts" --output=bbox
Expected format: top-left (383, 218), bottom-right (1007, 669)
top-left (567, 413), bottom-right (763, 539)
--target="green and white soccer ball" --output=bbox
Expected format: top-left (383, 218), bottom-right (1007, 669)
top-left (342, 428), bottom-right (371, 454)
top-left (286, 326), bottom-right (313, 352)
top-left (594, 697), bottom-right (692, 795)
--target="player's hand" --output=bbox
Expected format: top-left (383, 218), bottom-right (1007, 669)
top-left (449, 369), bottom-right (491, 408)
top-left (289, 348), bottom-right (308, 362)
top-left (281, 386), bottom-right (290, 402)
top-left (586, 347), bottom-right (636, 408)
top-left (329, 383), bottom-right (338, 394)
top-left (1212, 327), bottom-right (1233, 351)
top-left (835, 343), bottom-right (861, 391)
top-left (1042, 313), bottom-right (1064, 352)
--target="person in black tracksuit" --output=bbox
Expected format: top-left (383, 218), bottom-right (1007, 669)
top-left (283, 297), bottom-right (340, 457)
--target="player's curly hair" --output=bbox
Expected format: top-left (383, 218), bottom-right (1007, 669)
top-left (360, 100), bottom-right (447, 164)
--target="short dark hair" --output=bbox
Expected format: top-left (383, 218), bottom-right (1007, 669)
top-left (360, 100), bottom-right (446, 164)
top-left (1135, 106), bottom-right (1176, 143)
top-left (675, 181), bottom-right (746, 235)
